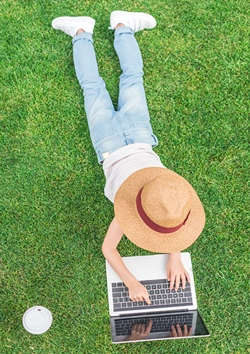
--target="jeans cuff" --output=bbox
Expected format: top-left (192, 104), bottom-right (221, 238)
top-left (72, 32), bottom-right (93, 45)
top-left (115, 26), bottom-right (134, 37)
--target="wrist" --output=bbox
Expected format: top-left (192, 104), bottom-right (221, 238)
top-left (169, 252), bottom-right (181, 259)
top-left (125, 276), bottom-right (139, 289)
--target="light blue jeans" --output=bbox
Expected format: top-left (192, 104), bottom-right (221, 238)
top-left (73, 26), bottom-right (158, 163)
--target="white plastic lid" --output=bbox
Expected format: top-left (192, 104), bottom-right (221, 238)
top-left (22, 306), bottom-right (53, 334)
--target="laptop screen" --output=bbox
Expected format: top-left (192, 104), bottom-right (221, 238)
top-left (110, 310), bottom-right (209, 343)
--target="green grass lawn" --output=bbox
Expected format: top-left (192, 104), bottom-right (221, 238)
top-left (1, 0), bottom-right (249, 353)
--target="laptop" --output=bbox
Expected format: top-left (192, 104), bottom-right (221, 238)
top-left (105, 252), bottom-right (210, 343)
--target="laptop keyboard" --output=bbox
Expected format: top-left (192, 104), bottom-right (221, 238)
top-left (114, 313), bottom-right (194, 336)
top-left (112, 279), bottom-right (193, 312)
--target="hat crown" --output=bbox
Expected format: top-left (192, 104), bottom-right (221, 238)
top-left (141, 175), bottom-right (192, 228)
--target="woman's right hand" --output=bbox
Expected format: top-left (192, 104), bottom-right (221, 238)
top-left (128, 280), bottom-right (151, 305)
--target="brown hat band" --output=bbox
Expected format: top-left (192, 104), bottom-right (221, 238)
top-left (136, 188), bottom-right (191, 234)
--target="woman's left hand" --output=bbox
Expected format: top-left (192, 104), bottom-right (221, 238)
top-left (166, 252), bottom-right (191, 291)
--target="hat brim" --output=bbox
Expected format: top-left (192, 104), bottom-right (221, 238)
top-left (114, 167), bottom-right (205, 253)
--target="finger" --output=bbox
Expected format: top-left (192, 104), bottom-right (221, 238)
top-left (175, 275), bottom-right (180, 291)
top-left (145, 320), bottom-right (153, 335)
top-left (167, 268), bottom-right (171, 281)
top-left (132, 297), bottom-right (140, 302)
top-left (183, 324), bottom-right (188, 336)
top-left (131, 324), bottom-right (137, 334)
top-left (188, 326), bottom-right (192, 336)
top-left (171, 325), bottom-right (177, 337)
top-left (181, 273), bottom-right (186, 289)
top-left (143, 291), bottom-right (151, 305)
top-left (176, 323), bottom-right (182, 336)
top-left (140, 324), bottom-right (146, 334)
top-left (136, 323), bottom-right (142, 333)
top-left (185, 270), bottom-right (191, 284)
top-left (169, 274), bottom-right (175, 290)
top-left (133, 295), bottom-right (142, 302)
top-left (129, 293), bottom-right (135, 302)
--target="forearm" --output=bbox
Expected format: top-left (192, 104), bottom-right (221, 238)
top-left (102, 246), bottom-right (138, 287)
top-left (102, 217), bottom-right (138, 287)
top-left (102, 217), bottom-right (150, 304)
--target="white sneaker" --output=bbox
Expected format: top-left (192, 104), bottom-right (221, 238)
top-left (52, 16), bottom-right (95, 37)
top-left (110, 11), bottom-right (156, 32)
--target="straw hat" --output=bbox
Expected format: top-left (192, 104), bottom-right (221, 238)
top-left (114, 167), bottom-right (205, 253)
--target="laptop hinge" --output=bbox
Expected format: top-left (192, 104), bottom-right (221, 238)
top-left (117, 309), bottom-right (190, 317)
